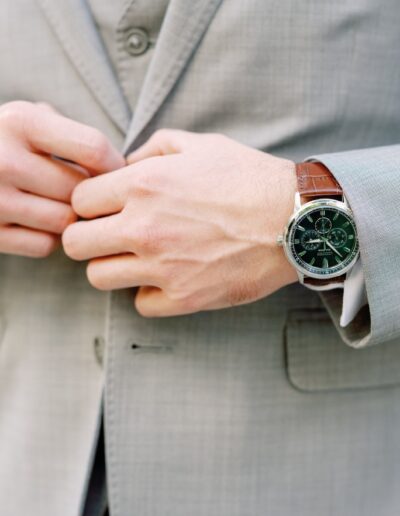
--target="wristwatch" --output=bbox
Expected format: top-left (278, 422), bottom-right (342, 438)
top-left (277, 162), bottom-right (359, 291)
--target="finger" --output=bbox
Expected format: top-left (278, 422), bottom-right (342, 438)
top-left (134, 286), bottom-right (196, 318)
top-left (24, 105), bottom-right (125, 173)
top-left (35, 102), bottom-right (59, 114)
top-left (71, 167), bottom-right (128, 218)
top-left (127, 129), bottom-right (198, 164)
top-left (0, 225), bottom-right (59, 258)
top-left (86, 255), bottom-right (163, 291)
top-left (62, 213), bottom-right (128, 260)
top-left (11, 153), bottom-right (87, 202)
top-left (72, 155), bottom-right (180, 219)
top-left (0, 186), bottom-right (76, 233)
top-left (71, 156), bottom-right (170, 219)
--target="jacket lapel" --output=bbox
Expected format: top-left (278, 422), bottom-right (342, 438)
top-left (36, 0), bottom-right (131, 133)
top-left (123, 0), bottom-right (223, 153)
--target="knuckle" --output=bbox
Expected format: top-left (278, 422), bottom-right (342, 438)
top-left (134, 219), bottom-right (168, 254)
top-left (80, 129), bottom-right (111, 168)
top-left (25, 205), bottom-right (75, 236)
top-left (146, 128), bottom-right (175, 152)
top-left (127, 168), bottom-right (159, 199)
top-left (55, 207), bottom-right (77, 233)
top-left (0, 101), bottom-right (34, 129)
top-left (125, 160), bottom-right (169, 199)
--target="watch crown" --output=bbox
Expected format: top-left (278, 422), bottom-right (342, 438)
top-left (277, 234), bottom-right (284, 246)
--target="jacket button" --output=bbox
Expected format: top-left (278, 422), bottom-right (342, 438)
top-left (125, 28), bottom-right (150, 56)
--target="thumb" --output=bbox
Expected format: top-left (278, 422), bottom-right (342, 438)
top-left (127, 128), bottom-right (198, 164)
top-left (36, 101), bottom-right (60, 114)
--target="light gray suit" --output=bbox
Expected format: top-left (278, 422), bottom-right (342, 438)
top-left (0, 1), bottom-right (400, 515)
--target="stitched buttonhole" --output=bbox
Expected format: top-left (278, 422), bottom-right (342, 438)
top-left (130, 342), bottom-right (174, 353)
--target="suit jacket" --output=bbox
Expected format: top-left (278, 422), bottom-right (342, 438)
top-left (0, 1), bottom-right (400, 515)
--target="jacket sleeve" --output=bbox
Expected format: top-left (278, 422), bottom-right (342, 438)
top-left (309, 144), bottom-right (400, 348)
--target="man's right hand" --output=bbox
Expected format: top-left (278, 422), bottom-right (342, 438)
top-left (0, 101), bottom-right (124, 258)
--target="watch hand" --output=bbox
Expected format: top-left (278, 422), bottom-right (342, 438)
top-left (307, 239), bottom-right (323, 244)
top-left (322, 237), bottom-right (343, 258)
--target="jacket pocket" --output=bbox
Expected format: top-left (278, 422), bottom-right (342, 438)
top-left (285, 309), bottom-right (400, 392)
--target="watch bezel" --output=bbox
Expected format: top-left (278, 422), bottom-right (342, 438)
top-left (283, 198), bottom-right (359, 280)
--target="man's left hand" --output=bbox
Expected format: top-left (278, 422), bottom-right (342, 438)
top-left (63, 130), bottom-right (298, 317)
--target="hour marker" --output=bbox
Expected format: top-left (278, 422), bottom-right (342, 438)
top-left (342, 221), bottom-right (350, 228)
top-left (298, 250), bottom-right (307, 257)
top-left (333, 212), bottom-right (339, 221)
top-left (343, 247), bottom-right (351, 253)
top-left (335, 255), bottom-right (342, 264)
top-left (294, 239), bottom-right (300, 244)
top-left (322, 258), bottom-right (329, 268)
top-left (348, 235), bottom-right (354, 240)
top-left (297, 226), bottom-right (306, 232)
top-left (307, 215), bottom-right (313, 223)
top-left (310, 257), bottom-right (316, 266)
top-left (320, 210), bottom-right (326, 216)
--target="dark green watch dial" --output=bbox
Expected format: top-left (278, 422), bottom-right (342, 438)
top-left (289, 206), bottom-right (359, 276)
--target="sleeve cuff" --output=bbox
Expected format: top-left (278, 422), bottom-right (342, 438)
top-left (308, 144), bottom-right (400, 347)
top-left (340, 259), bottom-right (368, 327)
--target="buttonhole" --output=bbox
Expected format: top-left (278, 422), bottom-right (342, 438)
top-left (130, 342), bottom-right (174, 353)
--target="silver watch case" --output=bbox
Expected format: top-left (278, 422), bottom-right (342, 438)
top-left (277, 193), bottom-right (360, 291)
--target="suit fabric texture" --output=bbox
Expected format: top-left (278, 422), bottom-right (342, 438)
top-left (0, 1), bottom-right (400, 515)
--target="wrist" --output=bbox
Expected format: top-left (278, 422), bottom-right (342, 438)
top-left (269, 159), bottom-right (299, 287)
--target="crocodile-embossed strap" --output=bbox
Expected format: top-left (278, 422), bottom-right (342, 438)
top-left (296, 162), bottom-right (343, 202)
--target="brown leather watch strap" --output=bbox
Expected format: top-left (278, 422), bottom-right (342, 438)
top-left (296, 162), bottom-right (342, 202)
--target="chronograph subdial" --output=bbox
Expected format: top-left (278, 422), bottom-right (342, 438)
top-left (315, 216), bottom-right (332, 234)
top-left (300, 229), bottom-right (321, 251)
top-left (329, 228), bottom-right (347, 248)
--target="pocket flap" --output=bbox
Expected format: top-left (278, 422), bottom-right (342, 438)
top-left (285, 309), bottom-right (400, 392)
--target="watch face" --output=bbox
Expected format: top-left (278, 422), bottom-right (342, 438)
top-left (286, 201), bottom-right (359, 278)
